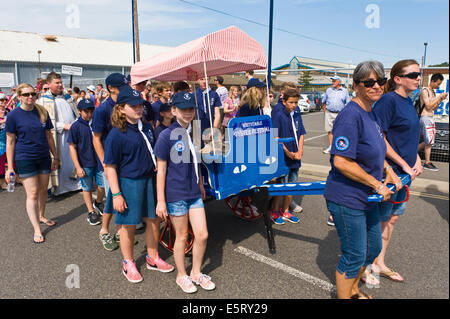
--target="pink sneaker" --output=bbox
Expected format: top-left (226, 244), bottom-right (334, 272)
top-left (122, 259), bottom-right (143, 283)
top-left (176, 275), bottom-right (197, 294)
top-left (146, 254), bottom-right (175, 273)
top-left (191, 273), bottom-right (216, 291)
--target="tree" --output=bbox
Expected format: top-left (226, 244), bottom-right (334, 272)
top-left (428, 62), bottom-right (448, 67)
top-left (298, 70), bottom-right (313, 90)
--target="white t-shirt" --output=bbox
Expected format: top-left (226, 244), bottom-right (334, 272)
top-left (215, 86), bottom-right (228, 109)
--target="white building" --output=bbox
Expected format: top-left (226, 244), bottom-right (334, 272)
top-left (0, 30), bottom-right (171, 92)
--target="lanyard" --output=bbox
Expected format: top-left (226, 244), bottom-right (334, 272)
top-left (186, 123), bottom-right (199, 184)
top-left (138, 120), bottom-right (157, 168)
top-left (290, 112), bottom-right (299, 150)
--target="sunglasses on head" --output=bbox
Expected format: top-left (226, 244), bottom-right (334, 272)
top-left (21, 92), bottom-right (37, 97)
top-left (355, 77), bottom-right (387, 88)
top-left (397, 72), bottom-right (421, 79)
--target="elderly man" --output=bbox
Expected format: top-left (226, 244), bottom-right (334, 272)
top-left (38, 72), bottom-right (80, 196)
top-left (322, 76), bottom-right (351, 154)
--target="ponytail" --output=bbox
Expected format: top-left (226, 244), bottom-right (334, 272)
top-left (385, 59), bottom-right (419, 93)
top-left (17, 83), bottom-right (48, 123)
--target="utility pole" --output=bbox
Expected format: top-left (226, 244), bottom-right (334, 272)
top-left (267, 0), bottom-right (274, 89)
top-left (132, 0), bottom-right (140, 63)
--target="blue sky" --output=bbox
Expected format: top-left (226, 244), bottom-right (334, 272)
top-left (2, 0), bottom-right (449, 68)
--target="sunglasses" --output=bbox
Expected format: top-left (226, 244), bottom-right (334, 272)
top-left (397, 72), bottom-right (421, 79)
top-left (21, 92), bottom-right (37, 97)
top-left (355, 77), bottom-right (387, 88)
top-left (0, 99), bottom-right (7, 102)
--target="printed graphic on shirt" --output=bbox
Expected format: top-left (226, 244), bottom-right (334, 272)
top-left (335, 136), bottom-right (349, 151)
top-left (174, 140), bottom-right (185, 152)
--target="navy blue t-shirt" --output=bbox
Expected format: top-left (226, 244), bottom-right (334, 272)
top-left (236, 103), bottom-right (262, 117)
top-left (195, 88), bottom-right (222, 131)
top-left (151, 99), bottom-right (163, 123)
top-left (154, 121), bottom-right (202, 203)
top-left (143, 100), bottom-right (154, 123)
top-left (103, 122), bottom-right (156, 179)
top-left (155, 123), bottom-right (168, 141)
top-left (67, 117), bottom-right (102, 170)
top-left (372, 91), bottom-right (420, 175)
top-left (271, 102), bottom-right (284, 118)
top-left (272, 106), bottom-right (306, 169)
top-left (91, 96), bottom-right (115, 146)
top-left (5, 107), bottom-right (53, 161)
top-left (324, 101), bottom-right (386, 211)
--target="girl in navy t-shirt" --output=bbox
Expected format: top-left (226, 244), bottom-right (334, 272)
top-left (154, 91), bottom-right (215, 294)
top-left (103, 87), bottom-right (174, 284)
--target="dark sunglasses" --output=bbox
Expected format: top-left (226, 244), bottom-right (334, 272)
top-left (355, 77), bottom-right (387, 88)
top-left (21, 92), bottom-right (37, 97)
top-left (397, 72), bottom-right (421, 79)
top-left (0, 99), bottom-right (7, 102)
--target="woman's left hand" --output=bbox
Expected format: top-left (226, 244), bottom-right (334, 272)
top-left (384, 167), bottom-right (402, 191)
top-left (51, 159), bottom-right (60, 171)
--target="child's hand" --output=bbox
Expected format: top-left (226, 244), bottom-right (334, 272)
top-left (76, 168), bottom-right (85, 178)
top-left (113, 195), bottom-right (128, 213)
top-left (156, 201), bottom-right (168, 221)
top-left (293, 151), bottom-right (302, 161)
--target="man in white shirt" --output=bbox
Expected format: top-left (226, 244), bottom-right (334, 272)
top-left (214, 76), bottom-right (228, 127)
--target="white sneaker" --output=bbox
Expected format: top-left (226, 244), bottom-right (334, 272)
top-left (322, 146), bottom-right (331, 154)
top-left (289, 201), bottom-right (303, 214)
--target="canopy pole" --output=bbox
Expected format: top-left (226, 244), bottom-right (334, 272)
top-left (202, 57), bottom-right (216, 155)
top-left (192, 80), bottom-right (202, 150)
top-left (267, 0), bottom-right (274, 89)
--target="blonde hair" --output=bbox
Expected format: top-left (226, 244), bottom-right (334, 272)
top-left (240, 86), bottom-right (264, 110)
top-left (111, 103), bottom-right (128, 132)
top-left (17, 83), bottom-right (48, 123)
top-left (229, 86), bottom-right (239, 100)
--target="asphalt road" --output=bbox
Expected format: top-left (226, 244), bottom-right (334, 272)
top-left (0, 176), bottom-right (447, 300)
top-left (0, 111), bottom-right (448, 301)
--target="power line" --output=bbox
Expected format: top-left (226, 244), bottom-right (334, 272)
top-left (179, 0), bottom-right (409, 60)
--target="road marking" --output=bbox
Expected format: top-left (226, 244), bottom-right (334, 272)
top-left (304, 133), bottom-right (328, 142)
top-left (234, 246), bottom-right (336, 293)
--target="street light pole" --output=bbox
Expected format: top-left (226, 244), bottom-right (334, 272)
top-left (37, 50), bottom-right (42, 79)
top-left (423, 42), bottom-right (428, 67)
top-left (267, 0), bottom-right (274, 90)
top-left (132, 0), bottom-right (140, 64)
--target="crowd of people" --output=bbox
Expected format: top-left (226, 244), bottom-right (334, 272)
top-left (0, 59), bottom-right (446, 297)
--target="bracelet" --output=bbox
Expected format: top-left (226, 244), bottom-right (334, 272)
top-left (112, 191), bottom-right (122, 198)
top-left (374, 183), bottom-right (384, 194)
top-left (384, 165), bottom-right (392, 171)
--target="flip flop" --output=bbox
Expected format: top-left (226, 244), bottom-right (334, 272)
top-left (40, 219), bottom-right (56, 226)
top-left (33, 235), bottom-right (45, 244)
top-left (379, 268), bottom-right (404, 283)
top-left (361, 271), bottom-right (380, 286)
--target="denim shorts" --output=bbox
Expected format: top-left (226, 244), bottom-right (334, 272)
top-left (15, 156), bottom-right (51, 179)
top-left (167, 198), bottom-right (204, 217)
top-left (80, 167), bottom-right (104, 191)
top-left (110, 176), bottom-right (156, 225)
top-left (326, 200), bottom-right (382, 279)
top-left (282, 168), bottom-right (299, 184)
top-left (377, 184), bottom-right (409, 222)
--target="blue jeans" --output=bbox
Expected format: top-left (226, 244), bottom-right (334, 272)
top-left (282, 168), bottom-right (299, 183)
top-left (326, 200), bottom-right (382, 279)
top-left (167, 198), bottom-right (204, 217)
top-left (378, 184), bottom-right (409, 222)
top-left (80, 167), bottom-right (104, 191)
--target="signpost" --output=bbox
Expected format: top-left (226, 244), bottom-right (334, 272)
top-left (61, 65), bottom-right (83, 88)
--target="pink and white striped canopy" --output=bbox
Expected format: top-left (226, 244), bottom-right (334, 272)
top-left (130, 26), bottom-right (267, 84)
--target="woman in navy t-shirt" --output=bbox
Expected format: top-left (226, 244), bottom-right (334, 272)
top-left (5, 83), bottom-right (59, 244)
top-left (324, 61), bottom-right (400, 299)
top-left (369, 59), bottom-right (423, 284)
top-left (104, 87), bottom-right (174, 284)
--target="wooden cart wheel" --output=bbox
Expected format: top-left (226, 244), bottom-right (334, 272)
top-left (159, 219), bottom-right (194, 254)
top-left (225, 195), bottom-right (262, 221)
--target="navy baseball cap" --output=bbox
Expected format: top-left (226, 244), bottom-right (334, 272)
top-left (116, 86), bottom-right (145, 106)
top-left (159, 103), bottom-right (172, 113)
top-left (105, 73), bottom-right (129, 89)
top-left (247, 78), bottom-right (266, 89)
top-left (171, 91), bottom-right (197, 109)
top-left (77, 99), bottom-right (95, 110)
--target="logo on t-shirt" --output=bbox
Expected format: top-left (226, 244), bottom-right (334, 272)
top-left (174, 140), bottom-right (185, 152)
top-left (335, 136), bottom-right (349, 151)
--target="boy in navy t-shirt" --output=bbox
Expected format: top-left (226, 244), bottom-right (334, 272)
top-left (68, 99), bottom-right (105, 226)
top-left (154, 103), bottom-right (173, 141)
top-left (270, 89), bottom-right (306, 225)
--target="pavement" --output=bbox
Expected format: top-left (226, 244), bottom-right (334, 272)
top-left (0, 110), bottom-right (448, 302)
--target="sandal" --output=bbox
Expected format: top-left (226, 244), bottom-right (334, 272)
top-left (380, 268), bottom-right (404, 283)
top-left (351, 291), bottom-right (373, 299)
top-left (33, 235), bottom-right (45, 244)
top-left (361, 271), bottom-right (380, 286)
top-left (40, 219), bottom-right (56, 227)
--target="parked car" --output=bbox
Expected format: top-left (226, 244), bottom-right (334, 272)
top-left (301, 91), bottom-right (323, 111)
top-left (298, 94), bottom-right (310, 113)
